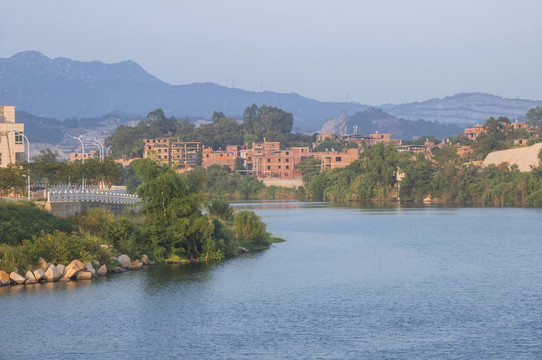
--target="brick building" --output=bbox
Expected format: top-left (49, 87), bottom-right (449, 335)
top-left (313, 148), bottom-right (359, 171)
top-left (143, 138), bottom-right (202, 171)
top-left (70, 150), bottom-right (98, 162)
top-left (0, 106), bottom-right (25, 167)
top-left (246, 142), bottom-right (309, 178)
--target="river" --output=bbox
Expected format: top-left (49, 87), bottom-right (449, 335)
top-left (1, 202), bottom-right (541, 359)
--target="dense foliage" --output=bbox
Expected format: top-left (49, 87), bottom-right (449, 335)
top-left (0, 202), bottom-right (73, 245)
top-left (299, 141), bottom-right (542, 206)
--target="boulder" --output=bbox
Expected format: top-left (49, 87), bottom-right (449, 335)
top-left (25, 271), bottom-right (36, 281)
top-left (56, 264), bottom-right (66, 277)
top-left (0, 270), bottom-right (11, 286)
top-left (128, 260), bottom-right (143, 270)
top-left (141, 254), bottom-right (149, 265)
top-left (25, 277), bottom-right (37, 285)
top-left (39, 258), bottom-right (49, 271)
top-left (111, 267), bottom-right (127, 273)
top-left (91, 259), bottom-right (100, 268)
top-left (76, 271), bottom-right (92, 280)
top-left (239, 247), bottom-right (250, 253)
top-left (117, 254), bottom-right (131, 269)
top-left (64, 260), bottom-right (85, 279)
top-left (10, 271), bottom-right (26, 285)
top-left (44, 265), bottom-right (62, 282)
top-left (59, 277), bottom-right (71, 282)
top-left (33, 269), bottom-right (45, 281)
top-left (84, 262), bottom-right (96, 277)
top-left (97, 265), bottom-right (107, 276)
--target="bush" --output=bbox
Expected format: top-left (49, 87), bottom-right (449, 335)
top-left (233, 210), bottom-right (272, 250)
top-left (0, 201), bottom-right (73, 245)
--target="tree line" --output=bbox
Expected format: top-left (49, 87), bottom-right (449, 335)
top-left (105, 105), bottom-right (313, 159)
top-left (0, 149), bottom-right (122, 199)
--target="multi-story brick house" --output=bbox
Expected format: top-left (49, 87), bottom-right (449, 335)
top-left (0, 106), bottom-right (25, 167)
top-left (312, 148), bottom-right (359, 171)
top-left (70, 150), bottom-right (98, 162)
top-left (143, 138), bottom-right (201, 172)
top-left (245, 142), bottom-right (309, 179)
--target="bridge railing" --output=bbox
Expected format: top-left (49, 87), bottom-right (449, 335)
top-left (47, 187), bottom-right (141, 204)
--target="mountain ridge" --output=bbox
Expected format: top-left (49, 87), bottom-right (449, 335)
top-left (0, 51), bottom-right (366, 132)
top-left (1, 51), bottom-right (541, 132)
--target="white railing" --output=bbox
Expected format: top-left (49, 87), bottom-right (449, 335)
top-left (47, 186), bottom-right (141, 204)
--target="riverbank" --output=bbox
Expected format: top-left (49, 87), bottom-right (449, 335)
top-left (0, 254), bottom-right (154, 287)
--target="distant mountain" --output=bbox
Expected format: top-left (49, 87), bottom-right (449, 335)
top-left (0, 51), bottom-right (366, 132)
top-left (320, 107), bottom-right (463, 140)
top-left (381, 93), bottom-right (542, 125)
top-left (2, 52), bottom-right (541, 134)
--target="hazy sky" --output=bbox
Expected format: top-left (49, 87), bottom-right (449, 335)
top-left (2, 0), bottom-right (542, 105)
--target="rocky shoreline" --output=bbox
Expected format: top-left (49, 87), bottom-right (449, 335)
top-left (0, 254), bottom-right (155, 287)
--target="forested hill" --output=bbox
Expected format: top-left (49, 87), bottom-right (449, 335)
top-left (320, 108), bottom-right (463, 140)
top-left (0, 51), bottom-right (365, 132)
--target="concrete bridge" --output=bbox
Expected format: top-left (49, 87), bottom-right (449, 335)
top-left (45, 186), bottom-right (141, 217)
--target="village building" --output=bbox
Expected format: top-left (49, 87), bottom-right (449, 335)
top-left (247, 142), bottom-right (310, 179)
top-left (464, 119), bottom-right (535, 141)
top-left (364, 132), bottom-right (401, 147)
top-left (0, 106), bottom-right (25, 167)
top-left (143, 138), bottom-right (201, 172)
top-left (464, 124), bottom-right (485, 140)
top-left (201, 145), bottom-right (248, 169)
top-left (312, 148), bottom-right (359, 171)
top-left (70, 150), bottom-right (98, 162)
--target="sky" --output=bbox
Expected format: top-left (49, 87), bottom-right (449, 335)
top-left (2, 0), bottom-right (542, 105)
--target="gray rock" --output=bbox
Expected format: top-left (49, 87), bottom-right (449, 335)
top-left (117, 254), bottom-right (131, 269)
top-left (10, 271), bottom-right (26, 285)
top-left (39, 257), bottom-right (49, 271)
top-left (25, 271), bottom-right (36, 281)
top-left (141, 254), bottom-right (149, 265)
top-left (33, 269), bottom-right (45, 281)
top-left (0, 270), bottom-right (10, 286)
top-left (44, 265), bottom-right (62, 282)
top-left (85, 262), bottom-right (96, 277)
top-left (76, 271), bottom-right (92, 280)
top-left (111, 267), bottom-right (127, 273)
top-left (64, 260), bottom-right (85, 279)
top-left (128, 259), bottom-right (143, 270)
top-left (97, 265), bottom-right (107, 276)
top-left (56, 264), bottom-right (66, 277)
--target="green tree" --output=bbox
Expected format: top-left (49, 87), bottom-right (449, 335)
top-left (526, 106), bottom-right (542, 127)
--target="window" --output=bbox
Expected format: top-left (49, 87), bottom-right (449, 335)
top-left (336, 157), bottom-right (342, 162)
top-left (267, 166), bottom-right (271, 170)
top-left (286, 165), bottom-right (289, 169)
top-left (15, 133), bottom-right (23, 145)
top-left (267, 158), bottom-right (271, 162)
top-left (286, 158), bottom-right (289, 162)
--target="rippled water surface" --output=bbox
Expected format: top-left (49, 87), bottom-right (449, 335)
top-left (2, 202), bottom-right (541, 359)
